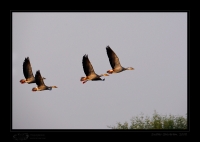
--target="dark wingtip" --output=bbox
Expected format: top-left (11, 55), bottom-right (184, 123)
top-left (24, 57), bottom-right (29, 61)
top-left (106, 45), bottom-right (110, 49)
top-left (84, 54), bottom-right (88, 58)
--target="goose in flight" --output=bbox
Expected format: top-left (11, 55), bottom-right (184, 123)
top-left (32, 70), bottom-right (57, 92)
top-left (20, 57), bottom-right (46, 84)
top-left (80, 54), bottom-right (109, 84)
top-left (106, 46), bottom-right (134, 74)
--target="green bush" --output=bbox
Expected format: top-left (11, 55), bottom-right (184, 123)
top-left (108, 111), bottom-right (187, 129)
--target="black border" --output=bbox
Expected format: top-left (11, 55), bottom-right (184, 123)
top-left (10, 10), bottom-right (190, 139)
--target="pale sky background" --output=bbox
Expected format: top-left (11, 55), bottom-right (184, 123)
top-left (12, 12), bottom-right (187, 129)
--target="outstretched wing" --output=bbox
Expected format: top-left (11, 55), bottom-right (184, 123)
top-left (82, 54), bottom-right (96, 76)
top-left (23, 57), bottom-right (34, 79)
top-left (35, 70), bottom-right (46, 87)
top-left (106, 46), bottom-right (122, 69)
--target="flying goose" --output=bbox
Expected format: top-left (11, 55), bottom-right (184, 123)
top-left (106, 46), bottom-right (134, 74)
top-left (80, 54), bottom-right (109, 84)
top-left (32, 70), bottom-right (57, 92)
top-left (20, 57), bottom-right (46, 84)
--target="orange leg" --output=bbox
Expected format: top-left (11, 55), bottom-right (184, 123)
top-left (107, 70), bottom-right (113, 74)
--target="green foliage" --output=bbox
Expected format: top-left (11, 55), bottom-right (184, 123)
top-left (108, 111), bottom-right (187, 129)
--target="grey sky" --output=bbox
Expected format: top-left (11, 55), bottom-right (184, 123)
top-left (12, 12), bottom-right (187, 129)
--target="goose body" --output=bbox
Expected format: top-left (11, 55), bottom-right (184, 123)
top-left (32, 70), bottom-right (57, 92)
top-left (106, 46), bottom-right (134, 74)
top-left (80, 54), bottom-right (109, 84)
top-left (20, 57), bottom-right (46, 84)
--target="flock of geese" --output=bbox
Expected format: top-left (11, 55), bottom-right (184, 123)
top-left (20, 46), bottom-right (134, 92)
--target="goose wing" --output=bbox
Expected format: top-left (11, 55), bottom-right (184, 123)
top-left (23, 57), bottom-right (34, 79)
top-left (82, 54), bottom-right (96, 76)
top-left (106, 46), bottom-right (122, 69)
top-left (35, 70), bottom-right (46, 87)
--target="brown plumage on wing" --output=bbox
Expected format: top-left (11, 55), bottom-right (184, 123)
top-left (20, 57), bottom-right (46, 84)
top-left (80, 54), bottom-right (109, 84)
top-left (32, 70), bottom-right (57, 92)
top-left (106, 46), bottom-right (134, 74)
